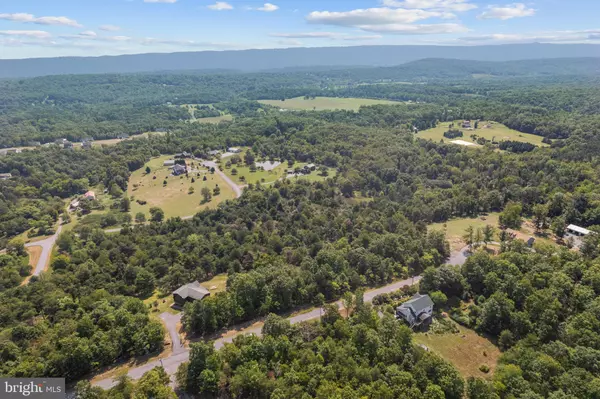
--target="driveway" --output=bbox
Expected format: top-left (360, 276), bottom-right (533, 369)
top-left (24, 219), bottom-right (63, 278)
top-left (199, 160), bottom-right (243, 198)
top-left (445, 242), bottom-right (501, 266)
top-left (93, 274), bottom-right (422, 389)
top-left (160, 312), bottom-right (185, 355)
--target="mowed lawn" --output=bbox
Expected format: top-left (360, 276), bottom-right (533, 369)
top-left (223, 163), bottom-right (287, 185)
top-left (259, 96), bottom-right (400, 111)
top-left (429, 213), bottom-right (501, 250)
top-left (414, 322), bottom-right (500, 378)
top-left (128, 155), bottom-right (236, 219)
top-left (417, 121), bottom-right (547, 147)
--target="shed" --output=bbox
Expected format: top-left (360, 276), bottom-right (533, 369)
top-left (566, 224), bottom-right (591, 236)
top-left (164, 160), bottom-right (175, 166)
top-left (173, 281), bottom-right (210, 306)
top-left (0, 173), bottom-right (12, 180)
top-left (84, 191), bottom-right (96, 199)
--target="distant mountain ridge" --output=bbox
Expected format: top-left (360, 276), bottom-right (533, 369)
top-left (1, 43), bottom-right (600, 78)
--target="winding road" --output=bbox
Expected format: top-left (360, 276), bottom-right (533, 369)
top-left (93, 275), bottom-right (423, 389)
top-left (24, 219), bottom-right (63, 279)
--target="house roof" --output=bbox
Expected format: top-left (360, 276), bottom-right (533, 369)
top-left (400, 294), bottom-right (434, 314)
top-left (173, 164), bottom-right (186, 171)
top-left (84, 191), bottom-right (95, 198)
top-left (173, 281), bottom-right (210, 301)
top-left (567, 224), bottom-right (591, 235)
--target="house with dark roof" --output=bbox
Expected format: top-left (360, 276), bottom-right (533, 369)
top-left (172, 164), bottom-right (187, 176)
top-left (172, 281), bottom-right (210, 306)
top-left (396, 294), bottom-right (434, 328)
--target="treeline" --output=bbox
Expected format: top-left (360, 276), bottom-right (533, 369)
top-left (420, 247), bottom-right (600, 398)
top-left (0, 144), bottom-right (153, 243)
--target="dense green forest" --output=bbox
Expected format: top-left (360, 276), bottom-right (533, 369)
top-left (2, 59), bottom-right (600, 397)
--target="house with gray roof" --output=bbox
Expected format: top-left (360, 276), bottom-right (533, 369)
top-left (396, 294), bottom-right (434, 328)
top-left (172, 281), bottom-right (210, 306)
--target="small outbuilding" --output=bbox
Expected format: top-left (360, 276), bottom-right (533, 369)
top-left (566, 224), bottom-right (591, 237)
top-left (227, 147), bottom-right (242, 153)
top-left (84, 191), bottom-right (96, 200)
top-left (164, 160), bottom-right (175, 166)
top-left (173, 281), bottom-right (210, 306)
top-left (0, 173), bottom-right (12, 180)
top-left (396, 294), bottom-right (434, 329)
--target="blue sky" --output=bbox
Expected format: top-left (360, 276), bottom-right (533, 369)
top-left (1, 0), bottom-right (598, 59)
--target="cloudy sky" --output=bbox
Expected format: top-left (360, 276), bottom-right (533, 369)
top-left (1, 0), bottom-right (598, 59)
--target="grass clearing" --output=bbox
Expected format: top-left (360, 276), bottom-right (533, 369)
top-left (144, 291), bottom-right (177, 315)
top-left (429, 214), bottom-right (500, 251)
top-left (196, 114), bottom-right (233, 124)
top-left (414, 321), bottom-right (500, 378)
top-left (222, 162), bottom-right (287, 185)
top-left (128, 155), bottom-right (236, 219)
top-left (259, 96), bottom-right (401, 111)
top-left (418, 121), bottom-right (548, 147)
top-left (200, 273), bottom-right (228, 294)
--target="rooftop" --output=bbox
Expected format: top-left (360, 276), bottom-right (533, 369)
top-left (399, 294), bottom-right (434, 314)
top-left (567, 224), bottom-right (591, 235)
top-left (173, 281), bottom-right (210, 301)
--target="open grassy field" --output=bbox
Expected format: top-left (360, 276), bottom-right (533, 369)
top-left (429, 212), bottom-right (558, 250)
top-left (223, 162), bottom-right (287, 185)
top-left (417, 121), bottom-right (548, 147)
top-left (259, 96), bottom-right (400, 111)
top-left (128, 155), bottom-right (236, 219)
top-left (430, 214), bottom-right (500, 250)
top-left (196, 114), bottom-right (233, 124)
top-left (414, 322), bottom-right (500, 378)
top-left (200, 273), bottom-right (228, 294)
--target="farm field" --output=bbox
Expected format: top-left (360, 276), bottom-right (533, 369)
top-left (128, 155), bottom-right (236, 219)
top-left (259, 96), bottom-right (400, 111)
top-left (417, 121), bottom-right (548, 147)
top-left (196, 114), bottom-right (233, 124)
top-left (200, 273), bottom-right (228, 294)
top-left (414, 322), bottom-right (500, 378)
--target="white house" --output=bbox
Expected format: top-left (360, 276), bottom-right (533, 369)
top-left (227, 147), bottom-right (242, 153)
top-left (396, 294), bottom-right (434, 328)
top-left (566, 224), bottom-right (591, 237)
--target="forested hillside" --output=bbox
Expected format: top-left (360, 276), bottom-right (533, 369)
top-left (2, 57), bottom-right (600, 398)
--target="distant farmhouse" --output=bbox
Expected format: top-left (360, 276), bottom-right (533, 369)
top-left (172, 164), bottom-right (187, 176)
top-left (227, 147), bottom-right (242, 153)
top-left (208, 150), bottom-right (220, 156)
top-left (82, 138), bottom-right (94, 149)
top-left (117, 134), bottom-right (130, 140)
top-left (0, 173), bottom-right (12, 180)
top-left (173, 281), bottom-right (210, 306)
top-left (462, 120), bottom-right (472, 129)
top-left (396, 294), bottom-right (434, 329)
top-left (175, 151), bottom-right (191, 159)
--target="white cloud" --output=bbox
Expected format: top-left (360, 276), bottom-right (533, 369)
top-left (208, 2), bottom-right (233, 10)
top-left (258, 3), bottom-right (279, 12)
top-left (0, 13), bottom-right (82, 28)
top-left (99, 25), bottom-right (121, 32)
top-left (144, 0), bottom-right (177, 3)
top-left (381, 0), bottom-right (477, 12)
top-left (270, 32), bottom-right (338, 38)
top-left (270, 32), bottom-right (383, 41)
top-left (276, 39), bottom-right (303, 47)
top-left (140, 37), bottom-right (239, 48)
top-left (0, 30), bottom-right (52, 39)
top-left (478, 3), bottom-right (535, 20)
top-left (360, 23), bottom-right (468, 34)
top-left (307, 7), bottom-right (443, 26)
top-left (459, 29), bottom-right (600, 44)
top-left (79, 31), bottom-right (97, 38)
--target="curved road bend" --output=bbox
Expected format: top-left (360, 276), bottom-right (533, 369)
top-left (93, 275), bottom-right (423, 389)
top-left (24, 219), bottom-right (63, 278)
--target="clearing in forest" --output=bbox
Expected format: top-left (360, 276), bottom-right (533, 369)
top-left (128, 155), bottom-right (235, 219)
top-left (414, 321), bottom-right (500, 378)
top-left (418, 121), bottom-right (548, 147)
top-left (259, 96), bottom-right (400, 111)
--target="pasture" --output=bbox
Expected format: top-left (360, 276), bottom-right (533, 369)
top-left (128, 155), bottom-right (236, 219)
top-left (414, 322), bottom-right (500, 378)
top-left (417, 121), bottom-right (547, 147)
top-left (259, 96), bottom-right (400, 111)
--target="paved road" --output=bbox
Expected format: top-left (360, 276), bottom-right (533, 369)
top-left (24, 219), bottom-right (63, 278)
top-left (93, 275), bottom-right (422, 389)
top-left (200, 159), bottom-right (243, 198)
